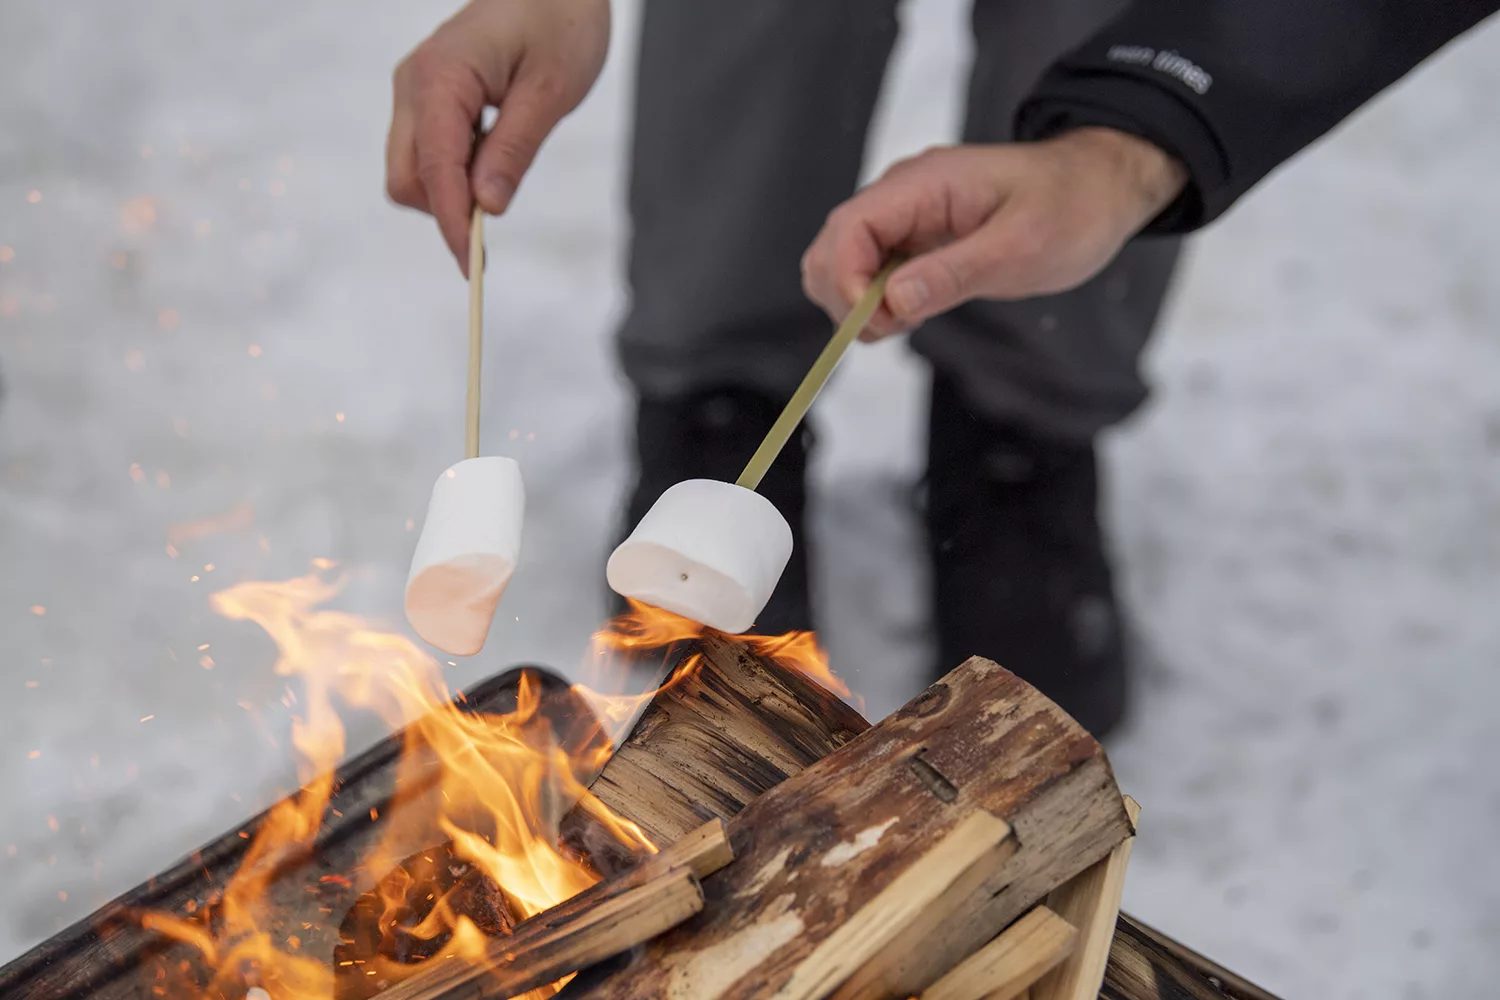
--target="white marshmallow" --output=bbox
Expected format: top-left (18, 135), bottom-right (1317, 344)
top-left (606, 479), bottom-right (792, 633)
top-left (405, 456), bottom-right (524, 655)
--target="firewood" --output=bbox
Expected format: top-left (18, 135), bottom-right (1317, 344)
top-left (372, 866), bottom-right (703, 1000)
top-left (1030, 797), bottom-right (1141, 1000)
top-left (920, 907), bottom-right (1078, 1000)
top-left (580, 632), bottom-right (870, 847)
top-left (785, 811), bottom-right (1016, 1000)
top-left (1105, 915), bottom-right (1284, 1000)
top-left (371, 818), bottom-right (731, 1000)
top-left (1, 643), bottom-right (1279, 1000)
top-left (570, 655), bottom-right (1133, 999)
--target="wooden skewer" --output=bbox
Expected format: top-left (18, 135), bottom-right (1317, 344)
top-left (735, 260), bottom-right (901, 491)
top-left (465, 205), bottom-right (485, 460)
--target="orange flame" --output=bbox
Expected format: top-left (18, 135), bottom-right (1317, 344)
top-left (136, 576), bottom-right (855, 998)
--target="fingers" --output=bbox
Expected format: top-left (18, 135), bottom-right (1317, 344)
top-left (883, 231), bottom-right (994, 326)
top-left (803, 149), bottom-right (999, 338)
top-left (470, 80), bottom-right (566, 215)
top-left (412, 68), bottom-right (486, 270)
top-left (385, 82), bottom-right (426, 213)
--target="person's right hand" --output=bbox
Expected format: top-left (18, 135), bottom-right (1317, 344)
top-left (387, 0), bottom-right (610, 273)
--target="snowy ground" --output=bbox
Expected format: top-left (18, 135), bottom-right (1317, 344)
top-left (3, 2), bottom-right (1499, 996)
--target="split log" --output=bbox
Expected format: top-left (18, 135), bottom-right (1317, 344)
top-left (921, 906), bottom-right (1078, 1000)
top-left (579, 632), bottom-right (869, 847)
top-left (570, 655), bottom-right (1135, 999)
top-left (799, 811), bottom-right (1017, 1000)
top-left (377, 867), bottom-right (703, 1000)
top-left (1031, 798), bottom-right (1142, 1000)
top-left (367, 820), bottom-right (731, 1000)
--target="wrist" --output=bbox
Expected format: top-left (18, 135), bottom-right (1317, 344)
top-left (1053, 126), bottom-right (1188, 231)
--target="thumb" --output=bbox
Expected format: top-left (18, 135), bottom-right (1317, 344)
top-left (470, 83), bottom-right (564, 215)
top-left (883, 233), bottom-right (993, 325)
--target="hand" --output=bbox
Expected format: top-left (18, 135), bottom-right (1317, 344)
top-left (800, 128), bottom-right (1188, 339)
top-left (386, 0), bottom-right (610, 272)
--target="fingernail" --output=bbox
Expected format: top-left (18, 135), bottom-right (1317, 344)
top-left (889, 277), bottom-right (929, 317)
top-left (476, 176), bottom-right (513, 214)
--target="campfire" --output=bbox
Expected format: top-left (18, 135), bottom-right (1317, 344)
top-left (0, 569), bottom-right (1278, 1000)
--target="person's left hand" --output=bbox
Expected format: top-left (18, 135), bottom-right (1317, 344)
top-left (800, 128), bottom-right (1188, 339)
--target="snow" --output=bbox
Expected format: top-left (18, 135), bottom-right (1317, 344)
top-left (1, 1), bottom-right (1498, 997)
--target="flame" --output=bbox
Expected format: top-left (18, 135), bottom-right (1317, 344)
top-left (136, 576), bottom-right (855, 999)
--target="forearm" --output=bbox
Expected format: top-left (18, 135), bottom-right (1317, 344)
top-left (1016, 0), bottom-right (1500, 232)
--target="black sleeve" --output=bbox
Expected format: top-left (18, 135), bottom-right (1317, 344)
top-left (1014, 0), bottom-right (1500, 232)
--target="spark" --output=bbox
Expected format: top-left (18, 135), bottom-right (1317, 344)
top-left (26, 190), bottom-right (42, 204)
top-left (139, 714), bottom-right (155, 723)
top-left (57, 891), bottom-right (68, 903)
top-left (109, 251), bottom-right (129, 270)
top-left (165, 543), bottom-right (179, 559)
top-left (199, 656), bottom-right (214, 670)
top-left (197, 643), bottom-right (210, 651)
top-left (334, 411), bottom-right (345, 423)
top-left (156, 307), bottom-right (180, 332)
top-left (404, 517), bottom-right (415, 532)
top-left (0, 246), bottom-right (13, 263)
top-left (27, 750), bottom-right (40, 760)
top-left (119, 197), bottom-right (158, 234)
top-left (129, 463), bottom-right (145, 483)
top-left (124, 349), bottom-right (145, 372)
top-left (202, 563), bottom-right (215, 573)
top-left (29, 604), bottom-right (46, 616)
top-left (190, 575), bottom-right (200, 583)
top-left (24, 681), bottom-right (38, 689)
top-left (155, 470), bottom-right (171, 489)
top-left (46, 816), bottom-right (59, 832)
top-left (247, 343), bottom-right (262, 358)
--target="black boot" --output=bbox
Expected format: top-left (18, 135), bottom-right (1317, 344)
top-left (924, 373), bottom-right (1128, 737)
top-left (617, 386), bottom-right (814, 634)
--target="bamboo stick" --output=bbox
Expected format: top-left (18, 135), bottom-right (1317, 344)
top-left (736, 261), bottom-right (899, 491)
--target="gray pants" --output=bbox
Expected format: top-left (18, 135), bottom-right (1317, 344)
top-left (619, 0), bottom-right (1182, 443)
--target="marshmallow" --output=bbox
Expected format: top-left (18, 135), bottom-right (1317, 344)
top-left (405, 456), bottom-right (524, 655)
top-left (606, 479), bottom-right (792, 633)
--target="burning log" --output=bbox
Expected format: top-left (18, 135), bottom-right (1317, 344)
top-left (368, 821), bottom-right (731, 1000)
top-left (0, 629), bottom-right (1279, 1000)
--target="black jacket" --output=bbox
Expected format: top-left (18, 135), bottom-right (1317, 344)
top-left (1015, 0), bottom-right (1500, 232)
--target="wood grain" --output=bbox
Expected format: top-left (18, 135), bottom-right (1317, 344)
top-left (1031, 797), bottom-right (1141, 1000)
top-left (920, 906), bottom-right (1078, 1000)
top-left (574, 655), bottom-right (1133, 999)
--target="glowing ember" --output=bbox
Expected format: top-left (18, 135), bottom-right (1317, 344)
top-left (134, 569), bottom-right (853, 999)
